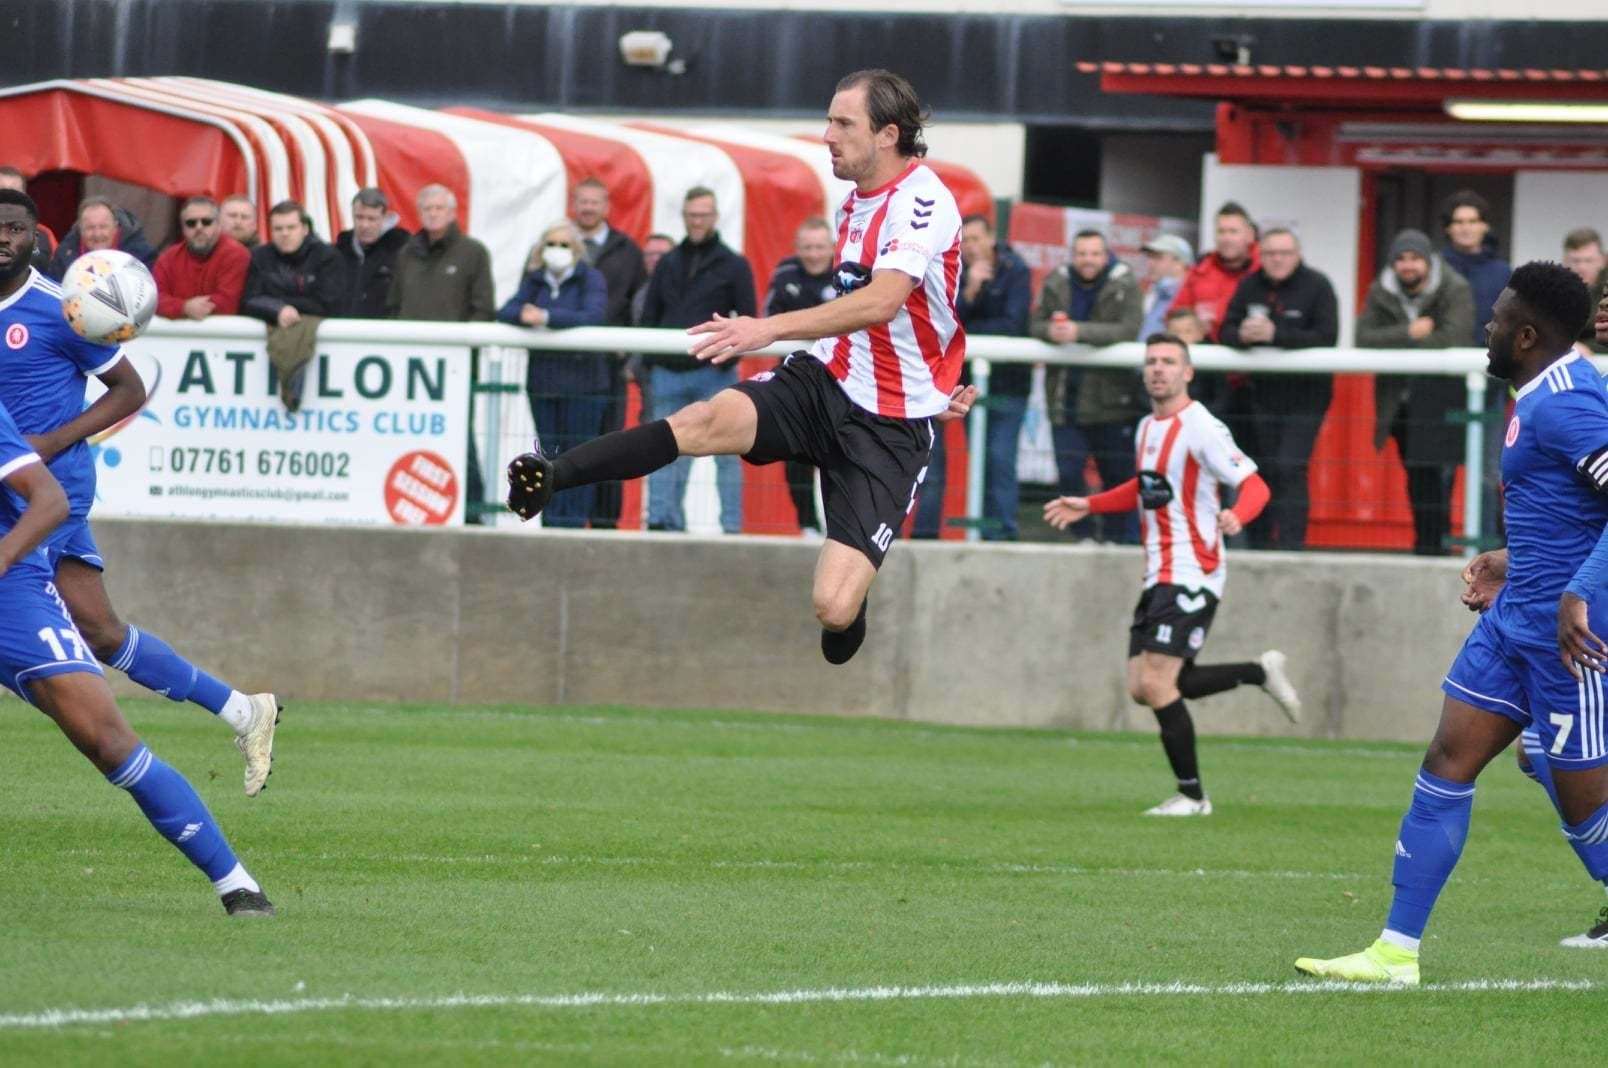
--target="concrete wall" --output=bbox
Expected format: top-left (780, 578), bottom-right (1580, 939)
top-left (92, 519), bottom-right (1471, 743)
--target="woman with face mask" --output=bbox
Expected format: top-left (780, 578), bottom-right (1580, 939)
top-left (497, 219), bottom-right (610, 528)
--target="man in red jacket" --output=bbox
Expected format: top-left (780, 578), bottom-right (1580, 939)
top-left (1169, 201), bottom-right (1260, 342)
top-left (152, 196), bottom-right (250, 320)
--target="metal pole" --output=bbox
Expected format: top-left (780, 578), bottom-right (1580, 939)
top-left (964, 357), bottom-right (990, 544)
top-left (479, 347), bottom-right (500, 518)
top-left (1462, 370), bottom-right (1487, 561)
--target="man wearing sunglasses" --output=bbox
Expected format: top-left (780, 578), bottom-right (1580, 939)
top-left (152, 196), bottom-right (251, 321)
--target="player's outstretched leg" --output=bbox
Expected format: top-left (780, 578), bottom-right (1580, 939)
top-left (1515, 735), bottom-right (1608, 947)
top-left (509, 419), bottom-right (681, 520)
top-left (55, 558), bottom-right (280, 797)
top-left (1295, 696), bottom-right (1517, 983)
top-left (1176, 650), bottom-right (1302, 723)
top-left (31, 670), bottom-right (273, 916)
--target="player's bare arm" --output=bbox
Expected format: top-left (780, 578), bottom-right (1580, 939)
top-left (1460, 548), bottom-right (1508, 612)
top-left (0, 459), bottom-right (68, 575)
top-left (687, 270), bottom-right (916, 363)
top-left (23, 356), bottom-right (144, 461)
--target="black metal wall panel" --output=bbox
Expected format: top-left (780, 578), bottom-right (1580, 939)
top-left (8, 1), bottom-right (1606, 128)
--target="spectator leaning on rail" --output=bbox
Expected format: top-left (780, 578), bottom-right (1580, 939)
top-left (221, 195), bottom-right (261, 250)
top-left (954, 212), bottom-right (1032, 541)
top-left (0, 166), bottom-right (55, 273)
top-left (1438, 190), bottom-right (1509, 347)
top-left (762, 216), bottom-right (839, 538)
top-left (498, 220), bottom-right (609, 529)
top-left (637, 186), bottom-right (756, 534)
top-left (1219, 227), bottom-right (1339, 551)
top-left (335, 187), bottom-right (410, 320)
top-left (1139, 234), bottom-right (1193, 343)
top-left (240, 200), bottom-right (347, 411)
top-left (47, 196), bottom-right (157, 280)
top-left (572, 177), bottom-right (647, 530)
top-left (631, 233), bottom-right (675, 327)
top-left (1563, 227), bottom-right (1608, 354)
top-left (1032, 227), bottom-right (1144, 544)
top-left (388, 184), bottom-right (495, 323)
top-left (1169, 202), bottom-right (1260, 343)
top-left (1358, 228), bottom-right (1476, 556)
top-left (152, 196), bottom-right (250, 321)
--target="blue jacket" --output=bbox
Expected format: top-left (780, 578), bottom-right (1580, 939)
top-left (498, 263), bottom-right (611, 396)
top-left (956, 244), bottom-right (1031, 395)
top-left (1440, 243), bottom-right (1510, 346)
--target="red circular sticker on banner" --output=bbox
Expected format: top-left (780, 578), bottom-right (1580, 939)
top-left (6, 323), bottom-right (28, 349)
top-left (384, 450), bottom-right (459, 525)
top-left (1505, 416), bottom-right (1521, 448)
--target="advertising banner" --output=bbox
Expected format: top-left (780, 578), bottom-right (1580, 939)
top-left (92, 337), bottom-right (471, 526)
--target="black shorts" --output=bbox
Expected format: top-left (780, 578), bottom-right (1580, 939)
top-left (1128, 583), bottom-right (1220, 658)
top-left (732, 353), bottom-right (934, 568)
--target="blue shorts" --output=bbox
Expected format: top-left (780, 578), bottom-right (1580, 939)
top-left (41, 515), bottom-right (104, 572)
top-left (1443, 611), bottom-right (1608, 769)
top-left (0, 553), bottom-right (103, 704)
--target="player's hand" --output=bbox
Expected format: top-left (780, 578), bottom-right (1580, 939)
top-left (687, 314), bottom-right (775, 364)
top-left (1461, 549), bottom-right (1508, 613)
top-left (934, 385), bottom-right (977, 423)
top-left (1044, 495), bottom-right (1091, 530)
top-left (1218, 508), bottom-right (1244, 537)
top-left (1557, 592), bottom-right (1608, 680)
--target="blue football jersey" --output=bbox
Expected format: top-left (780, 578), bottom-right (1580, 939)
top-left (0, 268), bottom-right (125, 519)
top-left (1492, 352), bottom-right (1608, 643)
top-left (0, 395), bottom-right (43, 534)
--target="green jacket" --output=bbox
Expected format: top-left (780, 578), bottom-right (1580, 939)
top-left (1357, 256), bottom-right (1475, 462)
top-left (1031, 261), bottom-right (1144, 426)
top-left (387, 224), bottom-right (496, 322)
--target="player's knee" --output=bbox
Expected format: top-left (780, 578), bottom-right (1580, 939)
top-left (814, 593), bottom-right (858, 632)
top-left (667, 401), bottom-right (717, 454)
top-left (76, 617), bottom-right (127, 661)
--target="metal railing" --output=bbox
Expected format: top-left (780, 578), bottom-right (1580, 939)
top-left (143, 317), bottom-right (1517, 553)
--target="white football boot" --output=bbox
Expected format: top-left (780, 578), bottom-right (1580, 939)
top-left (1143, 793), bottom-right (1213, 817)
top-left (1260, 650), bottom-right (1302, 723)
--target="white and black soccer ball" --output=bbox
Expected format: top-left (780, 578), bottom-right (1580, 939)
top-left (60, 249), bottom-right (158, 345)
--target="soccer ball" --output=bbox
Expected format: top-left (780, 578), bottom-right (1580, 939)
top-left (60, 249), bottom-right (158, 344)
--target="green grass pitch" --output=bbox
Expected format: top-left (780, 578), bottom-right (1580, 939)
top-left (2, 698), bottom-right (1604, 1065)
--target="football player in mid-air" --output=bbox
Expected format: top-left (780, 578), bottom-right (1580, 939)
top-left (1044, 333), bottom-right (1300, 817)
top-left (0, 391), bottom-right (272, 914)
top-left (0, 189), bottom-right (279, 796)
top-left (1297, 262), bottom-right (1608, 984)
top-left (507, 70), bottom-right (975, 665)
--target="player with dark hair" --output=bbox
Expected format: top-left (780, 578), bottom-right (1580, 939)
top-left (1045, 333), bottom-right (1298, 816)
top-left (508, 70), bottom-right (976, 665)
top-left (1297, 261), bottom-right (1608, 984)
top-left (0, 188), bottom-right (280, 796)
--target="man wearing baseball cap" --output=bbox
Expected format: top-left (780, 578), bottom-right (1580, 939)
top-left (1140, 234), bottom-right (1194, 341)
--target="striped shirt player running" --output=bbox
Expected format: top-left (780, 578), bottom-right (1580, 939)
top-left (507, 70), bottom-right (976, 665)
top-left (1044, 333), bottom-right (1301, 817)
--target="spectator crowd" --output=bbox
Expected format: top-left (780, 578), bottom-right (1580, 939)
top-left (7, 161), bottom-right (1603, 552)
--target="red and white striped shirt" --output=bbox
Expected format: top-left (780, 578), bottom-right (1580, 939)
top-left (808, 161), bottom-right (964, 420)
top-left (1133, 401), bottom-right (1257, 597)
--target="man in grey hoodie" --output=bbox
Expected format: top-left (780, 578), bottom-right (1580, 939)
top-left (1357, 228), bottom-right (1475, 555)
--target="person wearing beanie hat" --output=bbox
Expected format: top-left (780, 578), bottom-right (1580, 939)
top-left (1358, 227), bottom-right (1476, 555)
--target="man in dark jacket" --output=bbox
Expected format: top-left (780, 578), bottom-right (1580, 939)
top-left (47, 197), bottom-right (157, 279)
top-left (1358, 228), bottom-right (1476, 556)
top-left (638, 186), bottom-right (756, 533)
top-left (335, 187), bottom-right (409, 319)
top-left (241, 201), bottom-right (347, 409)
top-left (762, 217), bottom-right (838, 537)
top-left (955, 213), bottom-right (1031, 541)
top-left (1220, 227), bottom-right (1340, 551)
top-left (572, 178), bottom-right (647, 528)
top-left (1439, 190), bottom-right (1509, 346)
top-left (1031, 229), bottom-right (1144, 543)
top-left (387, 184), bottom-right (495, 323)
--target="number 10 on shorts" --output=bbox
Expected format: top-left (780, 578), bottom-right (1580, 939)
top-left (872, 523), bottom-right (894, 552)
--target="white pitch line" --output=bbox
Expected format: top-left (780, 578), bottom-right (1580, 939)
top-left (3, 978), bottom-right (1600, 1032)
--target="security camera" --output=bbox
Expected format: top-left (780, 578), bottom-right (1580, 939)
top-left (327, 20), bottom-right (357, 55)
top-left (1211, 35), bottom-right (1254, 66)
top-left (619, 30), bottom-right (673, 69)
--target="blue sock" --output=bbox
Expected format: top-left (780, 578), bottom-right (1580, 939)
top-left (107, 743), bottom-right (239, 881)
top-left (1563, 799), bottom-right (1608, 883)
top-left (110, 626), bottom-right (233, 714)
top-left (1385, 769), bottom-right (1476, 941)
top-left (1519, 729), bottom-right (1563, 814)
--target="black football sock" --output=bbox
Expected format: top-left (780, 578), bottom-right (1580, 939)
top-left (550, 419), bottom-right (679, 490)
top-left (1152, 698), bottom-right (1203, 800)
top-left (1176, 660), bottom-right (1266, 700)
top-left (821, 599), bottom-right (869, 665)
